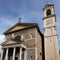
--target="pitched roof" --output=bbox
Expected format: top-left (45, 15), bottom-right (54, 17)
top-left (3, 22), bottom-right (42, 35)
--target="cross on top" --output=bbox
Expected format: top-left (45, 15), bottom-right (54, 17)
top-left (46, 0), bottom-right (49, 4)
top-left (19, 17), bottom-right (22, 23)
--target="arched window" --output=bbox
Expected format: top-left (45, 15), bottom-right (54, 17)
top-left (46, 9), bottom-right (51, 16)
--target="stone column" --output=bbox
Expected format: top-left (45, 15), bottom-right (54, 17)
top-left (24, 49), bottom-right (27, 60)
top-left (19, 47), bottom-right (22, 60)
top-left (13, 48), bottom-right (16, 60)
top-left (5, 48), bottom-right (9, 60)
top-left (1, 48), bottom-right (4, 60)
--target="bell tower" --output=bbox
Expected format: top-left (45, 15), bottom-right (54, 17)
top-left (43, 3), bottom-right (59, 60)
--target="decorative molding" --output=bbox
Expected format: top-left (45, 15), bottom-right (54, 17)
top-left (44, 34), bottom-right (58, 37)
top-left (43, 14), bottom-right (56, 20)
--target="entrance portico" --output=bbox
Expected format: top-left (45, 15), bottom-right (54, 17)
top-left (1, 39), bottom-right (27, 60)
top-left (1, 47), bottom-right (26, 60)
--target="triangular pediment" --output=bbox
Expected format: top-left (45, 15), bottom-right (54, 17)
top-left (2, 40), bottom-right (17, 45)
top-left (4, 23), bottom-right (37, 34)
top-left (8, 25), bottom-right (28, 33)
top-left (7, 40), bottom-right (17, 44)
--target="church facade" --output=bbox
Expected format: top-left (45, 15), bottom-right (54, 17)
top-left (0, 3), bottom-right (59, 60)
top-left (1, 23), bottom-right (44, 60)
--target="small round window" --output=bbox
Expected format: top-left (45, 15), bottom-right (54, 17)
top-left (15, 35), bottom-right (21, 40)
top-left (46, 9), bottom-right (51, 16)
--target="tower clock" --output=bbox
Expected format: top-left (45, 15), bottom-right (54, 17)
top-left (43, 4), bottom-right (59, 60)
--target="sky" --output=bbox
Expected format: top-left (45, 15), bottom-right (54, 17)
top-left (0, 0), bottom-right (60, 52)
